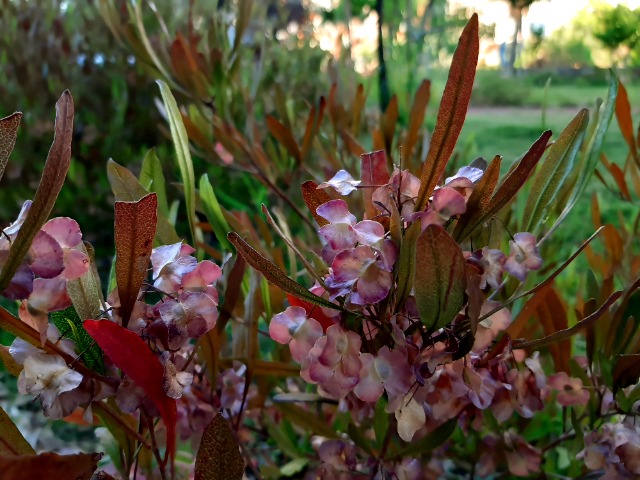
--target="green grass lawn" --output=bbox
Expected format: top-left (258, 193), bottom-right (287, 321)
top-left (455, 103), bottom-right (638, 299)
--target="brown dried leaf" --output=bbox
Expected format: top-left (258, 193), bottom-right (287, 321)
top-left (115, 193), bottom-right (157, 327)
top-left (615, 79), bottom-right (638, 163)
top-left (195, 414), bottom-right (245, 480)
top-left (0, 452), bottom-right (101, 480)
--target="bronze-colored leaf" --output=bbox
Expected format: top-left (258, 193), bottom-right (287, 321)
top-left (301, 181), bottom-right (332, 226)
top-left (115, 193), bottom-right (157, 327)
top-left (227, 232), bottom-right (341, 311)
top-left (0, 92), bottom-right (73, 293)
top-left (513, 290), bottom-right (622, 350)
top-left (403, 79), bottom-right (431, 162)
top-left (452, 155), bottom-right (501, 241)
top-left (0, 452), bottom-right (101, 480)
top-left (195, 413), bottom-right (245, 480)
top-left (615, 79), bottom-right (638, 163)
top-left (414, 225), bottom-right (467, 332)
top-left (0, 405), bottom-right (35, 455)
top-left (612, 354), bottom-right (640, 393)
top-left (266, 115), bottom-right (301, 164)
top-left (0, 112), bottom-right (22, 182)
top-left (414, 14), bottom-right (479, 212)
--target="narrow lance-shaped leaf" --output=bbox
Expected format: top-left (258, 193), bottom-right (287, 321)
top-left (513, 290), bottom-right (622, 350)
top-left (452, 155), bottom-right (501, 241)
top-left (0, 92), bottom-right (73, 293)
top-left (107, 159), bottom-right (180, 245)
top-left (414, 225), bottom-right (467, 332)
top-left (0, 405), bottom-right (35, 455)
top-left (115, 193), bottom-right (157, 328)
top-left (84, 320), bottom-right (177, 461)
top-left (402, 79), bottom-right (431, 162)
top-left (266, 115), bottom-right (301, 164)
top-left (195, 413), bottom-right (245, 480)
top-left (522, 109), bottom-right (589, 233)
top-left (200, 174), bottom-right (232, 251)
top-left (139, 148), bottom-right (170, 217)
top-left (227, 232), bottom-right (341, 311)
top-left (542, 72), bottom-right (618, 242)
top-left (0, 112), bottom-right (22, 182)
top-left (394, 222), bottom-right (420, 311)
top-left (615, 78), bottom-right (638, 163)
top-left (414, 14), bottom-right (479, 212)
top-left (157, 80), bottom-right (197, 244)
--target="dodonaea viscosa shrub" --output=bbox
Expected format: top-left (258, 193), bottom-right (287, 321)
top-left (1, 12), bottom-right (639, 480)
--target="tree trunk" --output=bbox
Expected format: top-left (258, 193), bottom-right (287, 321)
top-left (507, 7), bottom-right (523, 76)
top-left (376, 0), bottom-right (390, 112)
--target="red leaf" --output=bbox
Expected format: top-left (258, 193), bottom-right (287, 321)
top-left (615, 79), bottom-right (638, 163)
top-left (286, 294), bottom-right (335, 332)
top-left (115, 193), bottom-right (157, 327)
top-left (415, 14), bottom-right (479, 212)
top-left (84, 320), bottom-right (176, 460)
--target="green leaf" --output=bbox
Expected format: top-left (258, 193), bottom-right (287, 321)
top-left (394, 222), bottom-right (420, 312)
top-left (157, 80), bottom-right (197, 245)
top-left (414, 14), bottom-right (479, 211)
top-left (51, 307), bottom-right (105, 374)
top-left (543, 71), bottom-right (618, 241)
top-left (373, 398), bottom-right (389, 450)
top-left (228, 232), bottom-right (342, 311)
top-left (522, 109), bottom-right (589, 233)
top-left (390, 418), bottom-right (457, 460)
top-left (200, 174), bottom-right (232, 251)
top-left (280, 458), bottom-right (308, 477)
top-left (107, 159), bottom-right (180, 246)
top-left (139, 148), bottom-right (170, 217)
top-left (0, 405), bottom-right (35, 455)
top-left (414, 225), bottom-right (467, 332)
top-left (275, 403), bottom-right (339, 439)
top-left (67, 242), bottom-right (104, 322)
top-left (195, 414), bottom-right (244, 480)
top-left (0, 92), bottom-right (73, 293)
